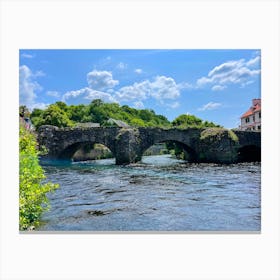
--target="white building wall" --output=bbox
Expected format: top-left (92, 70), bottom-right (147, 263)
top-left (240, 111), bottom-right (261, 131)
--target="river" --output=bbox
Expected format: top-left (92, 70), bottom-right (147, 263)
top-left (38, 155), bottom-right (261, 231)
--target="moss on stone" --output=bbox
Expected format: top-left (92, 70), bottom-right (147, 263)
top-left (200, 127), bottom-right (226, 140)
top-left (228, 130), bottom-right (239, 142)
top-left (200, 128), bottom-right (239, 142)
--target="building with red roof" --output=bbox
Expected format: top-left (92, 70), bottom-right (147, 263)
top-left (240, 99), bottom-right (261, 131)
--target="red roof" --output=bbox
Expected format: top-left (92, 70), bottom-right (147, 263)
top-left (241, 110), bottom-right (253, 118)
top-left (254, 104), bottom-right (261, 112)
top-left (241, 101), bottom-right (261, 118)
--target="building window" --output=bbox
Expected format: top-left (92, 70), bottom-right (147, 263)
top-left (253, 116), bottom-right (255, 122)
top-left (245, 117), bottom-right (250, 123)
top-left (259, 112), bottom-right (261, 118)
top-left (258, 125), bottom-right (261, 130)
top-left (252, 126), bottom-right (255, 130)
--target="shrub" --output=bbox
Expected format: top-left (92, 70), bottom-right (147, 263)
top-left (19, 125), bottom-right (59, 230)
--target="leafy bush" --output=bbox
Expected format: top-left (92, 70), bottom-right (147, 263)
top-left (19, 126), bottom-right (59, 230)
top-left (172, 114), bottom-right (221, 128)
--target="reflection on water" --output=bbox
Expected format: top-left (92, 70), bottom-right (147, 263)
top-left (39, 155), bottom-right (261, 231)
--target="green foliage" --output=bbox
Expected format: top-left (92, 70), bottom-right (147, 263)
top-left (30, 99), bottom-right (171, 129)
top-left (68, 104), bottom-right (87, 122)
top-left (31, 104), bottom-right (74, 128)
top-left (19, 126), bottom-right (59, 230)
top-left (29, 99), bottom-right (222, 130)
top-left (19, 105), bottom-right (30, 118)
top-left (172, 114), bottom-right (202, 127)
top-left (29, 108), bottom-right (44, 128)
top-left (165, 141), bottom-right (186, 159)
top-left (130, 118), bottom-right (146, 127)
top-left (228, 130), bottom-right (239, 142)
top-left (172, 114), bottom-right (221, 129)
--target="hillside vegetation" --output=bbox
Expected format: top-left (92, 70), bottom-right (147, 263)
top-left (28, 100), bottom-right (221, 130)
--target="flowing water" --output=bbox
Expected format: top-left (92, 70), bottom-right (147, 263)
top-left (38, 155), bottom-right (261, 231)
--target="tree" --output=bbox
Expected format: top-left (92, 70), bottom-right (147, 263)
top-left (19, 125), bottom-right (58, 230)
top-left (32, 104), bottom-right (74, 128)
top-left (130, 118), bottom-right (146, 127)
top-left (29, 101), bottom-right (221, 130)
top-left (172, 114), bottom-right (203, 127)
top-left (30, 108), bottom-right (44, 128)
top-left (55, 101), bottom-right (68, 111)
top-left (90, 99), bottom-right (103, 107)
top-left (172, 114), bottom-right (220, 128)
top-left (19, 105), bottom-right (30, 118)
top-left (68, 104), bottom-right (87, 122)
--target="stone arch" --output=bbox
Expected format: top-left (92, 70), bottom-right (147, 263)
top-left (57, 141), bottom-right (116, 160)
top-left (140, 139), bottom-right (198, 162)
top-left (237, 145), bottom-right (261, 162)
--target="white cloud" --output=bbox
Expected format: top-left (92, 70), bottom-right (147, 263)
top-left (85, 89), bottom-right (117, 103)
top-left (167, 101), bottom-right (180, 109)
top-left (62, 69), bottom-right (119, 104)
top-left (116, 75), bottom-right (180, 102)
top-left (116, 80), bottom-right (150, 101)
top-left (117, 62), bottom-right (127, 70)
top-left (246, 55), bottom-right (260, 67)
top-left (241, 80), bottom-right (254, 88)
top-left (178, 82), bottom-right (194, 90)
top-left (87, 70), bottom-right (119, 91)
top-left (21, 53), bottom-right (34, 59)
top-left (208, 59), bottom-right (244, 77)
top-left (149, 76), bottom-right (180, 99)
top-left (63, 87), bottom-right (117, 104)
top-left (62, 70), bottom-right (181, 108)
top-left (34, 70), bottom-right (45, 77)
top-left (46, 91), bottom-right (60, 97)
top-left (211, 85), bottom-right (226, 91)
top-left (31, 102), bottom-right (48, 110)
top-left (134, 68), bottom-right (143, 74)
top-left (19, 65), bottom-right (43, 109)
top-left (133, 101), bottom-right (145, 109)
top-left (196, 76), bottom-right (211, 87)
top-left (198, 102), bottom-right (222, 111)
top-left (196, 55), bottom-right (261, 89)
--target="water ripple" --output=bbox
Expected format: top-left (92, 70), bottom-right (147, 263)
top-left (39, 155), bottom-right (261, 231)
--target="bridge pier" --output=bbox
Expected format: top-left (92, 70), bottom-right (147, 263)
top-left (115, 128), bottom-right (142, 165)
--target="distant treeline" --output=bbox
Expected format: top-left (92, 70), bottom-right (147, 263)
top-left (19, 99), bottom-right (221, 129)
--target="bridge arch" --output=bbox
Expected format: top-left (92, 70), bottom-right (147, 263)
top-left (137, 128), bottom-right (200, 163)
top-left (57, 139), bottom-right (116, 160)
top-left (140, 140), bottom-right (198, 163)
top-left (237, 145), bottom-right (261, 162)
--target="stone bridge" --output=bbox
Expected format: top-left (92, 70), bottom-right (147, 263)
top-left (37, 125), bottom-right (261, 164)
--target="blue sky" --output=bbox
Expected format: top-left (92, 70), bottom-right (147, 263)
top-left (19, 49), bottom-right (261, 128)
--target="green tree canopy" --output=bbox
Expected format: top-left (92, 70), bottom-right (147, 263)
top-left (172, 114), bottom-right (221, 128)
top-left (32, 104), bottom-right (74, 128)
top-left (28, 99), bottom-right (221, 130)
